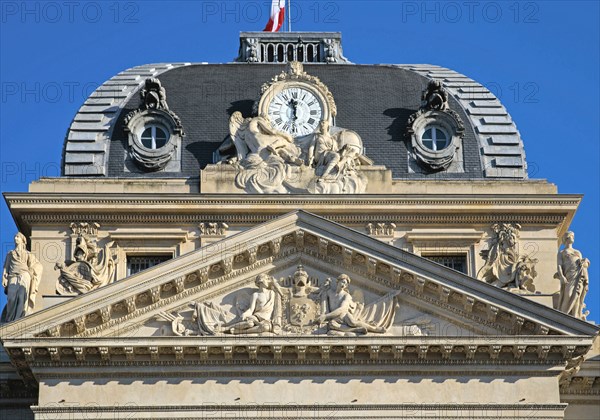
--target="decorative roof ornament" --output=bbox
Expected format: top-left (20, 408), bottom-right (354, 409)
top-left (235, 32), bottom-right (351, 64)
top-left (214, 62), bottom-right (372, 194)
top-left (293, 264), bottom-right (309, 284)
top-left (140, 78), bottom-right (169, 110)
top-left (405, 79), bottom-right (465, 172)
top-left (123, 78), bottom-right (185, 172)
top-left (422, 79), bottom-right (449, 111)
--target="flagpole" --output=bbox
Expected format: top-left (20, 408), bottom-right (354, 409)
top-left (288, 0), bottom-right (292, 32)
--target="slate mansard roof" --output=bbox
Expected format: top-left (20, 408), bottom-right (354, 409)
top-left (62, 55), bottom-right (528, 181)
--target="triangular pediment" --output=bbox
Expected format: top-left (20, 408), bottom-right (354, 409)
top-left (2, 210), bottom-right (596, 342)
top-left (2, 211), bottom-right (598, 388)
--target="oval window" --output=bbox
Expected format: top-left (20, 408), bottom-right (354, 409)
top-left (421, 127), bottom-right (449, 151)
top-left (141, 126), bottom-right (169, 149)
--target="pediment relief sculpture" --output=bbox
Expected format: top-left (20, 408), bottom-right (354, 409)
top-left (555, 231), bottom-right (591, 320)
top-left (159, 266), bottom-right (429, 337)
top-left (55, 234), bottom-right (117, 296)
top-left (478, 223), bottom-right (538, 293)
top-left (217, 62), bottom-right (372, 194)
top-left (1, 232), bottom-right (42, 322)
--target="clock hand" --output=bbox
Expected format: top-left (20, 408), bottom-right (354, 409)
top-left (289, 99), bottom-right (298, 121)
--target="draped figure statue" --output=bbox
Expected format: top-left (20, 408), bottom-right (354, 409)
top-left (555, 231), bottom-right (590, 320)
top-left (1, 233), bottom-right (43, 322)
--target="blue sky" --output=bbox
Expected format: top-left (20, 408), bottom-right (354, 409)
top-left (1, 1), bottom-right (598, 319)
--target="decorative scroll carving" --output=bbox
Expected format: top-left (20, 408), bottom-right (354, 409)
top-left (1, 232), bottom-right (43, 322)
top-left (406, 79), bottom-right (464, 172)
top-left (55, 235), bottom-right (117, 296)
top-left (366, 222), bottom-right (396, 236)
top-left (555, 231), bottom-right (590, 320)
top-left (69, 222), bottom-right (100, 236)
top-left (559, 355), bottom-right (585, 388)
top-left (124, 78), bottom-right (184, 172)
top-left (140, 77), bottom-right (169, 111)
top-left (199, 222), bottom-right (229, 236)
top-left (478, 223), bottom-right (538, 292)
top-left (160, 266), bottom-right (425, 337)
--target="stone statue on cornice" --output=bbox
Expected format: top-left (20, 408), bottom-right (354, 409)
top-left (1, 232), bottom-right (42, 322)
top-left (555, 231), bottom-right (590, 320)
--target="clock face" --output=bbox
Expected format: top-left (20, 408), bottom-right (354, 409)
top-left (267, 87), bottom-right (323, 137)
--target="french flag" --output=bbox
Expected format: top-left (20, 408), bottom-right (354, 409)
top-left (264, 0), bottom-right (285, 32)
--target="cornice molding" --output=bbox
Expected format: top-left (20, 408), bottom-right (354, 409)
top-left (31, 402), bottom-right (569, 419)
top-left (4, 192), bottom-right (583, 208)
top-left (5, 336), bottom-right (593, 366)
top-left (4, 192), bottom-right (580, 232)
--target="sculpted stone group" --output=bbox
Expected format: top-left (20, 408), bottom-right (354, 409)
top-left (55, 234), bottom-right (117, 296)
top-left (227, 113), bottom-right (368, 194)
top-left (218, 62), bottom-right (371, 194)
top-left (478, 223), bottom-right (538, 292)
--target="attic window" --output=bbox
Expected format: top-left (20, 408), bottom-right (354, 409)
top-left (424, 255), bottom-right (467, 274)
top-left (127, 255), bottom-right (171, 276)
top-left (422, 127), bottom-right (449, 151)
top-left (141, 125), bottom-right (169, 149)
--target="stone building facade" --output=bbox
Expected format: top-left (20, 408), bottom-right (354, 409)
top-left (1, 32), bottom-right (598, 419)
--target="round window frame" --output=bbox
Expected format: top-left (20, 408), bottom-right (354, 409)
top-left (125, 109), bottom-right (181, 171)
top-left (409, 109), bottom-right (463, 171)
